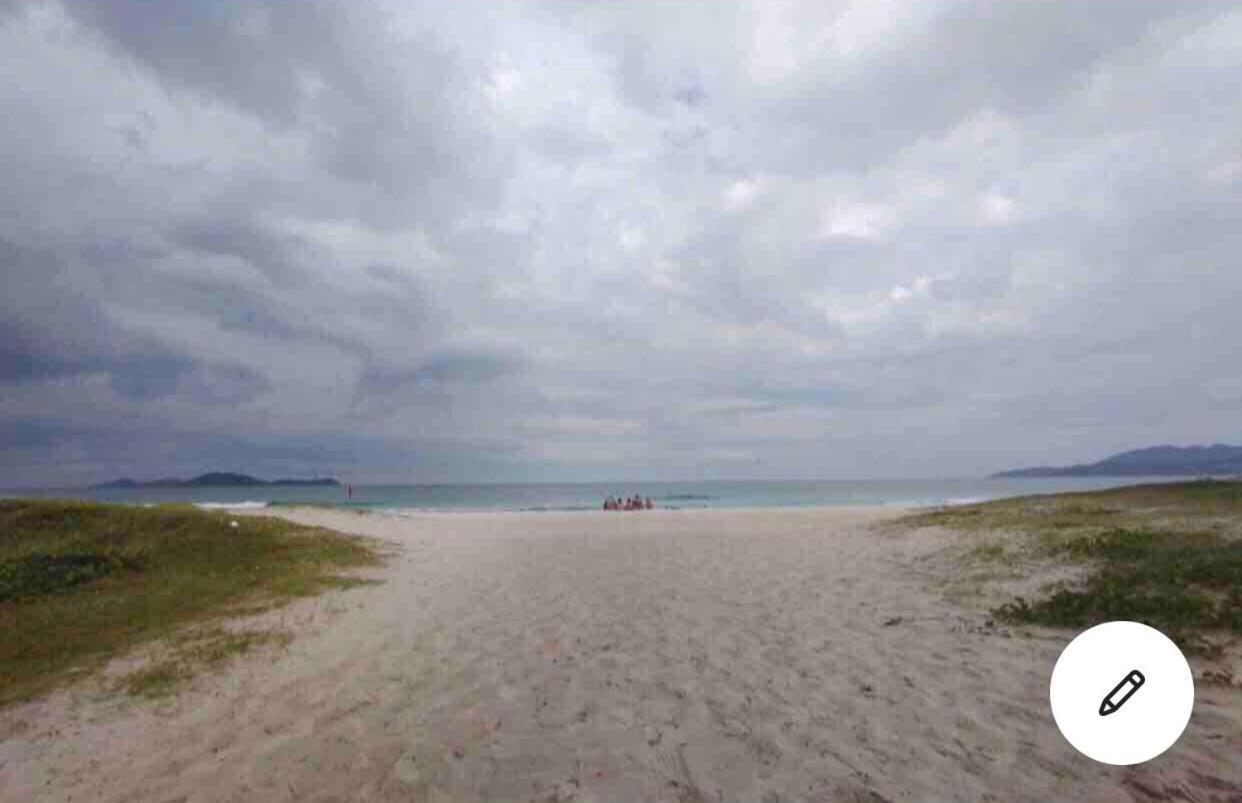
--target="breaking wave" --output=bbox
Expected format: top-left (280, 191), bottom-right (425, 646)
top-left (192, 501), bottom-right (270, 510)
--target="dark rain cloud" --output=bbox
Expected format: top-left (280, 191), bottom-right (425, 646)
top-left (3, 1), bottom-right (1241, 485)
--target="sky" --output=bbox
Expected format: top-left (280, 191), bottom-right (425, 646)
top-left (2, 0), bottom-right (1241, 486)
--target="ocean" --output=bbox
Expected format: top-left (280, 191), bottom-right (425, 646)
top-left (2, 477), bottom-right (1187, 513)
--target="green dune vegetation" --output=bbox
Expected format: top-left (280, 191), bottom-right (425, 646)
top-left (0, 500), bottom-right (382, 705)
top-left (903, 481), bottom-right (1242, 653)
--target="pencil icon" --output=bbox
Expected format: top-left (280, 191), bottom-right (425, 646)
top-left (1099, 669), bottom-right (1145, 716)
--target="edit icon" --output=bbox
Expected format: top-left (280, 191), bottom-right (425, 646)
top-left (1099, 670), bottom-right (1145, 716)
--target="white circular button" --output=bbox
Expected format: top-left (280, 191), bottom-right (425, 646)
top-left (1049, 621), bottom-right (1194, 765)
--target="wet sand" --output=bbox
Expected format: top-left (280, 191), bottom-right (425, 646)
top-left (2, 507), bottom-right (1239, 802)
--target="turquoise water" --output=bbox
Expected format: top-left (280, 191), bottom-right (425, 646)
top-left (3, 477), bottom-right (1187, 512)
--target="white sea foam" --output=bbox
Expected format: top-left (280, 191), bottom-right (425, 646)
top-left (193, 501), bottom-right (269, 510)
top-left (944, 496), bottom-right (988, 506)
top-left (888, 496), bottom-right (990, 508)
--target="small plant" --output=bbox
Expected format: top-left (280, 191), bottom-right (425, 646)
top-left (967, 543), bottom-right (1008, 563)
top-left (118, 629), bottom-right (294, 698)
top-left (121, 663), bottom-right (186, 698)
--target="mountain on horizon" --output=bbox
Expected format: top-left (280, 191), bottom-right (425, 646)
top-left (993, 444), bottom-right (1242, 478)
top-left (94, 472), bottom-right (340, 489)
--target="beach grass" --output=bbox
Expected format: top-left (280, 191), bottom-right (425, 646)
top-left (118, 628), bottom-right (295, 698)
top-left (0, 499), bottom-right (382, 705)
top-left (903, 481), bottom-right (1242, 649)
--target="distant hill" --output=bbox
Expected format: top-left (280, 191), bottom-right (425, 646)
top-left (993, 444), bottom-right (1242, 478)
top-left (94, 473), bottom-right (340, 488)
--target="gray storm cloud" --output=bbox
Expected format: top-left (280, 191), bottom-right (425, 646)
top-left (2, 0), bottom-right (1240, 486)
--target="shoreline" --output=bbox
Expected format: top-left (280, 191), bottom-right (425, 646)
top-left (264, 502), bottom-right (919, 517)
top-left (2, 476), bottom-right (1197, 517)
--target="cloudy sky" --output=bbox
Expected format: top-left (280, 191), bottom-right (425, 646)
top-left (3, 0), bottom-right (1240, 486)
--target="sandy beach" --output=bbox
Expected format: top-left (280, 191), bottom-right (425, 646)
top-left (2, 506), bottom-right (1239, 802)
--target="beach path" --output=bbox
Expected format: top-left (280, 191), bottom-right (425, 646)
top-left (2, 507), bottom-right (1239, 802)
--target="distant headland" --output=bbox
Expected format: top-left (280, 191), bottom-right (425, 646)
top-left (94, 472), bottom-right (341, 489)
top-left (993, 444), bottom-right (1242, 478)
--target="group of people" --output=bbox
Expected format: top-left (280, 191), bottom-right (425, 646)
top-left (603, 494), bottom-right (654, 511)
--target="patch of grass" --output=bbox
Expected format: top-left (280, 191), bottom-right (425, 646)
top-left (995, 527), bottom-right (1242, 646)
top-left (965, 542), bottom-right (1010, 564)
top-left (118, 628), bottom-right (294, 698)
top-left (901, 481), bottom-right (1242, 647)
top-left (0, 499), bottom-right (382, 706)
top-left (0, 553), bottom-right (142, 601)
top-left (122, 663), bottom-right (185, 698)
top-left (904, 480), bottom-right (1242, 543)
top-left (180, 628), bottom-right (294, 665)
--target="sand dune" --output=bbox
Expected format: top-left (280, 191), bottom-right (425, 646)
top-left (2, 507), bottom-right (1239, 802)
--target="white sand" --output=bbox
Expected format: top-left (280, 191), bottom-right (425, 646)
top-left (2, 507), bottom-right (1239, 802)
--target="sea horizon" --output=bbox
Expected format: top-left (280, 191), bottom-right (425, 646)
top-left (1, 476), bottom-right (1193, 513)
